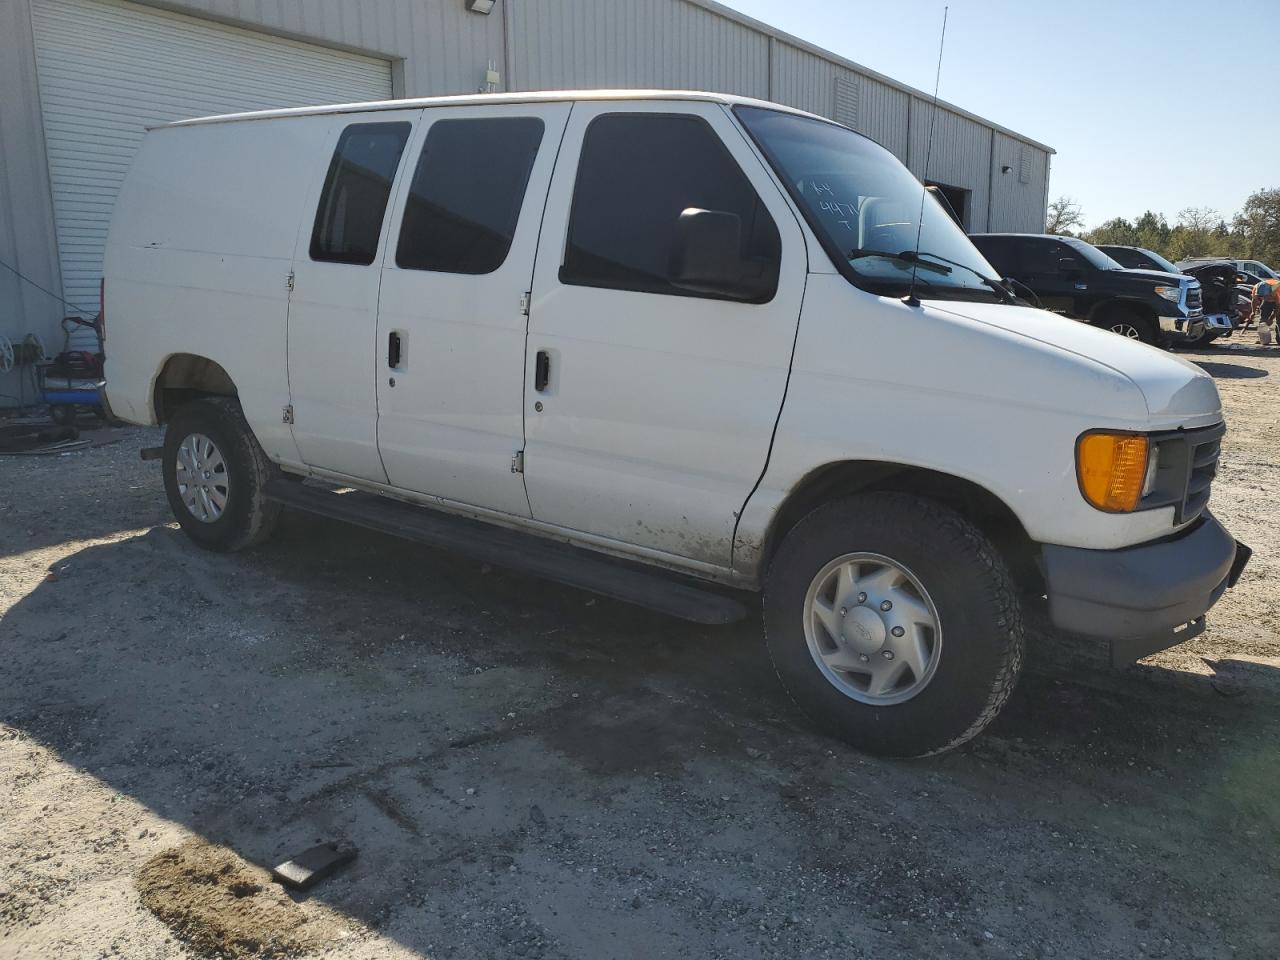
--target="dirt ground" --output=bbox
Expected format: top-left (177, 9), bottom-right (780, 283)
top-left (2, 344), bottom-right (1278, 960)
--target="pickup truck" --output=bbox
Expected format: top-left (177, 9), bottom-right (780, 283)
top-left (102, 91), bottom-right (1249, 757)
top-left (970, 234), bottom-right (1207, 346)
top-left (1095, 246), bottom-right (1242, 346)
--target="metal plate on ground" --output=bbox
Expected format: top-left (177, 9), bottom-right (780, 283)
top-left (271, 843), bottom-right (356, 890)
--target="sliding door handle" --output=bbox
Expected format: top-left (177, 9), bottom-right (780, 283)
top-left (534, 350), bottom-right (550, 392)
top-left (388, 331), bottom-right (402, 368)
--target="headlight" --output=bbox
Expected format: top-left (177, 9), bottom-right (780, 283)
top-left (1142, 445), bottom-right (1160, 496)
top-left (1153, 285), bottom-right (1182, 303)
top-left (1076, 432), bottom-right (1151, 512)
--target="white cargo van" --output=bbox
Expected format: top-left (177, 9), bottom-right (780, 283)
top-left (103, 91), bottom-right (1249, 756)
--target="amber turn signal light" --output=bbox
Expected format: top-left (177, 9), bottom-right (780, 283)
top-left (1076, 433), bottom-right (1150, 513)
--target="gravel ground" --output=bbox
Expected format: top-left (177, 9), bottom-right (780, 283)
top-left (1, 344), bottom-right (1278, 960)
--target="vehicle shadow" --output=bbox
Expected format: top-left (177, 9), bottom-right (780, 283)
top-left (4, 517), bottom-right (1278, 958)
top-left (1193, 360), bottom-right (1269, 380)
top-left (1203, 344), bottom-right (1280, 358)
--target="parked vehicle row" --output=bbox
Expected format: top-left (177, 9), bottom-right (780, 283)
top-left (1097, 246), bottom-right (1265, 345)
top-left (103, 91), bottom-right (1249, 757)
top-left (968, 234), bottom-right (1206, 347)
top-left (1179, 257), bottom-right (1280, 283)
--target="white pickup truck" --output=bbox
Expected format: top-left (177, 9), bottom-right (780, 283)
top-left (103, 91), bottom-right (1249, 757)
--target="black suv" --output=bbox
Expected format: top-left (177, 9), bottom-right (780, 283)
top-left (970, 234), bottom-right (1206, 346)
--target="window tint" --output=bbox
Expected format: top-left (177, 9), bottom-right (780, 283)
top-left (561, 113), bottom-right (780, 301)
top-left (396, 117), bottom-right (545, 274)
top-left (971, 237), bottom-right (1017, 276)
top-left (1103, 247), bottom-right (1143, 269)
top-left (1022, 240), bottom-right (1078, 275)
top-left (311, 122), bottom-right (411, 265)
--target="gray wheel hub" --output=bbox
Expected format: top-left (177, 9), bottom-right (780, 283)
top-left (176, 432), bottom-right (229, 523)
top-left (802, 552), bottom-right (942, 705)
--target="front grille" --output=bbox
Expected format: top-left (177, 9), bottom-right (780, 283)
top-left (1186, 286), bottom-right (1203, 315)
top-left (1184, 433), bottom-right (1220, 522)
top-left (1144, 423), bottom-right (1223, 524)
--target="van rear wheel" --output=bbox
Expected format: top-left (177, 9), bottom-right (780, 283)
top-left (763, 493), bottom-right (1024, 757)
top-left (162, 397), bottom-right (280, 552)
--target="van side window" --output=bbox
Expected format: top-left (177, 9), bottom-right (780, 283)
top-left (560, 113), bottom-right (780, 301)
top-left (396, 117), bottom-right (545, 275)
top-left (310, 122), bottom-right (411, 265)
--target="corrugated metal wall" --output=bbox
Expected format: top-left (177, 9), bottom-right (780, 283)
top-left (0, 0), bottom-right (63, 405)
top-left (907, 99), bottom-right (993, 231)
top-left (0, 0), bottom-right (1053, 405)
top-left (859, 77), bottom-right (912, 162)
top-left (31, 0), bottom-right (394, 318)
top-left (129, 0), bottom-right (506, 97)
top-left (507, 0), bottom-right (768, 96)
top-left (989, 131), bottom-right (1052, 233)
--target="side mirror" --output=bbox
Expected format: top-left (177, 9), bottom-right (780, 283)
top-left (669, 208), bottom-right (775, 303)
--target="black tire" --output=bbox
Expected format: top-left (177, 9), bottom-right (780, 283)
top-left (1094, 308), bottom-right (1157, 346)
top-left (162, 397), bottom-right (280, 552)
top-left (50, 405), bottom-right (77, 426)
top-left (763, 493), bottom-right (1024, 758)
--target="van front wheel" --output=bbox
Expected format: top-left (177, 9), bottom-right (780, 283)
top-left (162, 397), bottom-right (280, 552)
top-left (763, 493), bottom-right (1024, 757)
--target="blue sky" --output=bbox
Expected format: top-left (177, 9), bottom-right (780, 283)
top-left (720, 0), bottom-right (1277, 229)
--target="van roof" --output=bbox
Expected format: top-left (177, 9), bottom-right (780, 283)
top-left (159, 89), bottom-right (827, 130)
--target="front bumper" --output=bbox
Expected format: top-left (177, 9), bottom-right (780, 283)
top-left (1157, 312), bottom-right (1205, 341)
top-left (1041, 513), bottom-right (1250, 666)
top-left (1203, 313), bottom-right (1233, 332)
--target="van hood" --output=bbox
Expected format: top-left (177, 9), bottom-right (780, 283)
top-left (924, 299), bottom-right (1222, 425)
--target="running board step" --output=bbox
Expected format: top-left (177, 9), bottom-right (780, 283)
top-left (264, 480), bottom-right (748, 625)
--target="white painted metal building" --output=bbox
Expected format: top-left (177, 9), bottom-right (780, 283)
top-left (0, 0), bottom-right (1053, 405)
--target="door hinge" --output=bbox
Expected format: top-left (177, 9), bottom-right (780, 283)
top-left (510, 450), bottom-right (524, 474)
top-left (286, 270), bottom-right (295, 291)
top-left (282, 404), bottom-right (294, 425)
top-left (519, 291), bottom-right (530, 316)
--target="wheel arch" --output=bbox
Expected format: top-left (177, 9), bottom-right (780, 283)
top-left (152, 353), bottom-right (238, 423)
top-left (759, 460), bottom-right (1042, 596)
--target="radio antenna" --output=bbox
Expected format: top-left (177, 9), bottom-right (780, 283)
top-left (905, 5), bottom-right (949, 308)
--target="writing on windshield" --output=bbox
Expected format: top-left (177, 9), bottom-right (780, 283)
top-left (735, 106), bottom-right (1007, 303)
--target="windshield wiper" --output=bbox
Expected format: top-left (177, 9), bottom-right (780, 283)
top-left (848, 248), bottom-right (951, 274)
top-left (846, 248), bottom-right (1016, 304)
top-left (901, 250), bottom-right (1017, 304)
top-left (844, 249), bottom-right (1013, 302)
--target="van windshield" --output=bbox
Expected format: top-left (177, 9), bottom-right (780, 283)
top-left (735, 106), bottom-right (1009, 304)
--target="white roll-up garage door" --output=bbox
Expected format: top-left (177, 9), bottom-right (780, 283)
top-left (30, 0), bottom-right (393, 317)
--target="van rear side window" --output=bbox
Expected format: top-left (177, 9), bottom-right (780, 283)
top-left (310, 122), bottom-right (411, 265)
top-left (396, 117), bottom-right (545, 275)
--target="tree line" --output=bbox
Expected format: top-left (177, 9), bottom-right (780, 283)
top-left (1042, 188), bottom-right (1280, 268)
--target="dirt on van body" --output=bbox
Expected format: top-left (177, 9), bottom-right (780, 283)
top-left (2, 343), bottom-right (1279, 960)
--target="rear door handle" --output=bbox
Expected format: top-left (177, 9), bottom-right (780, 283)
top-left (388, 331), bottom-right (402, 368)
top-left (534, 350), bottom-right (550, 392)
